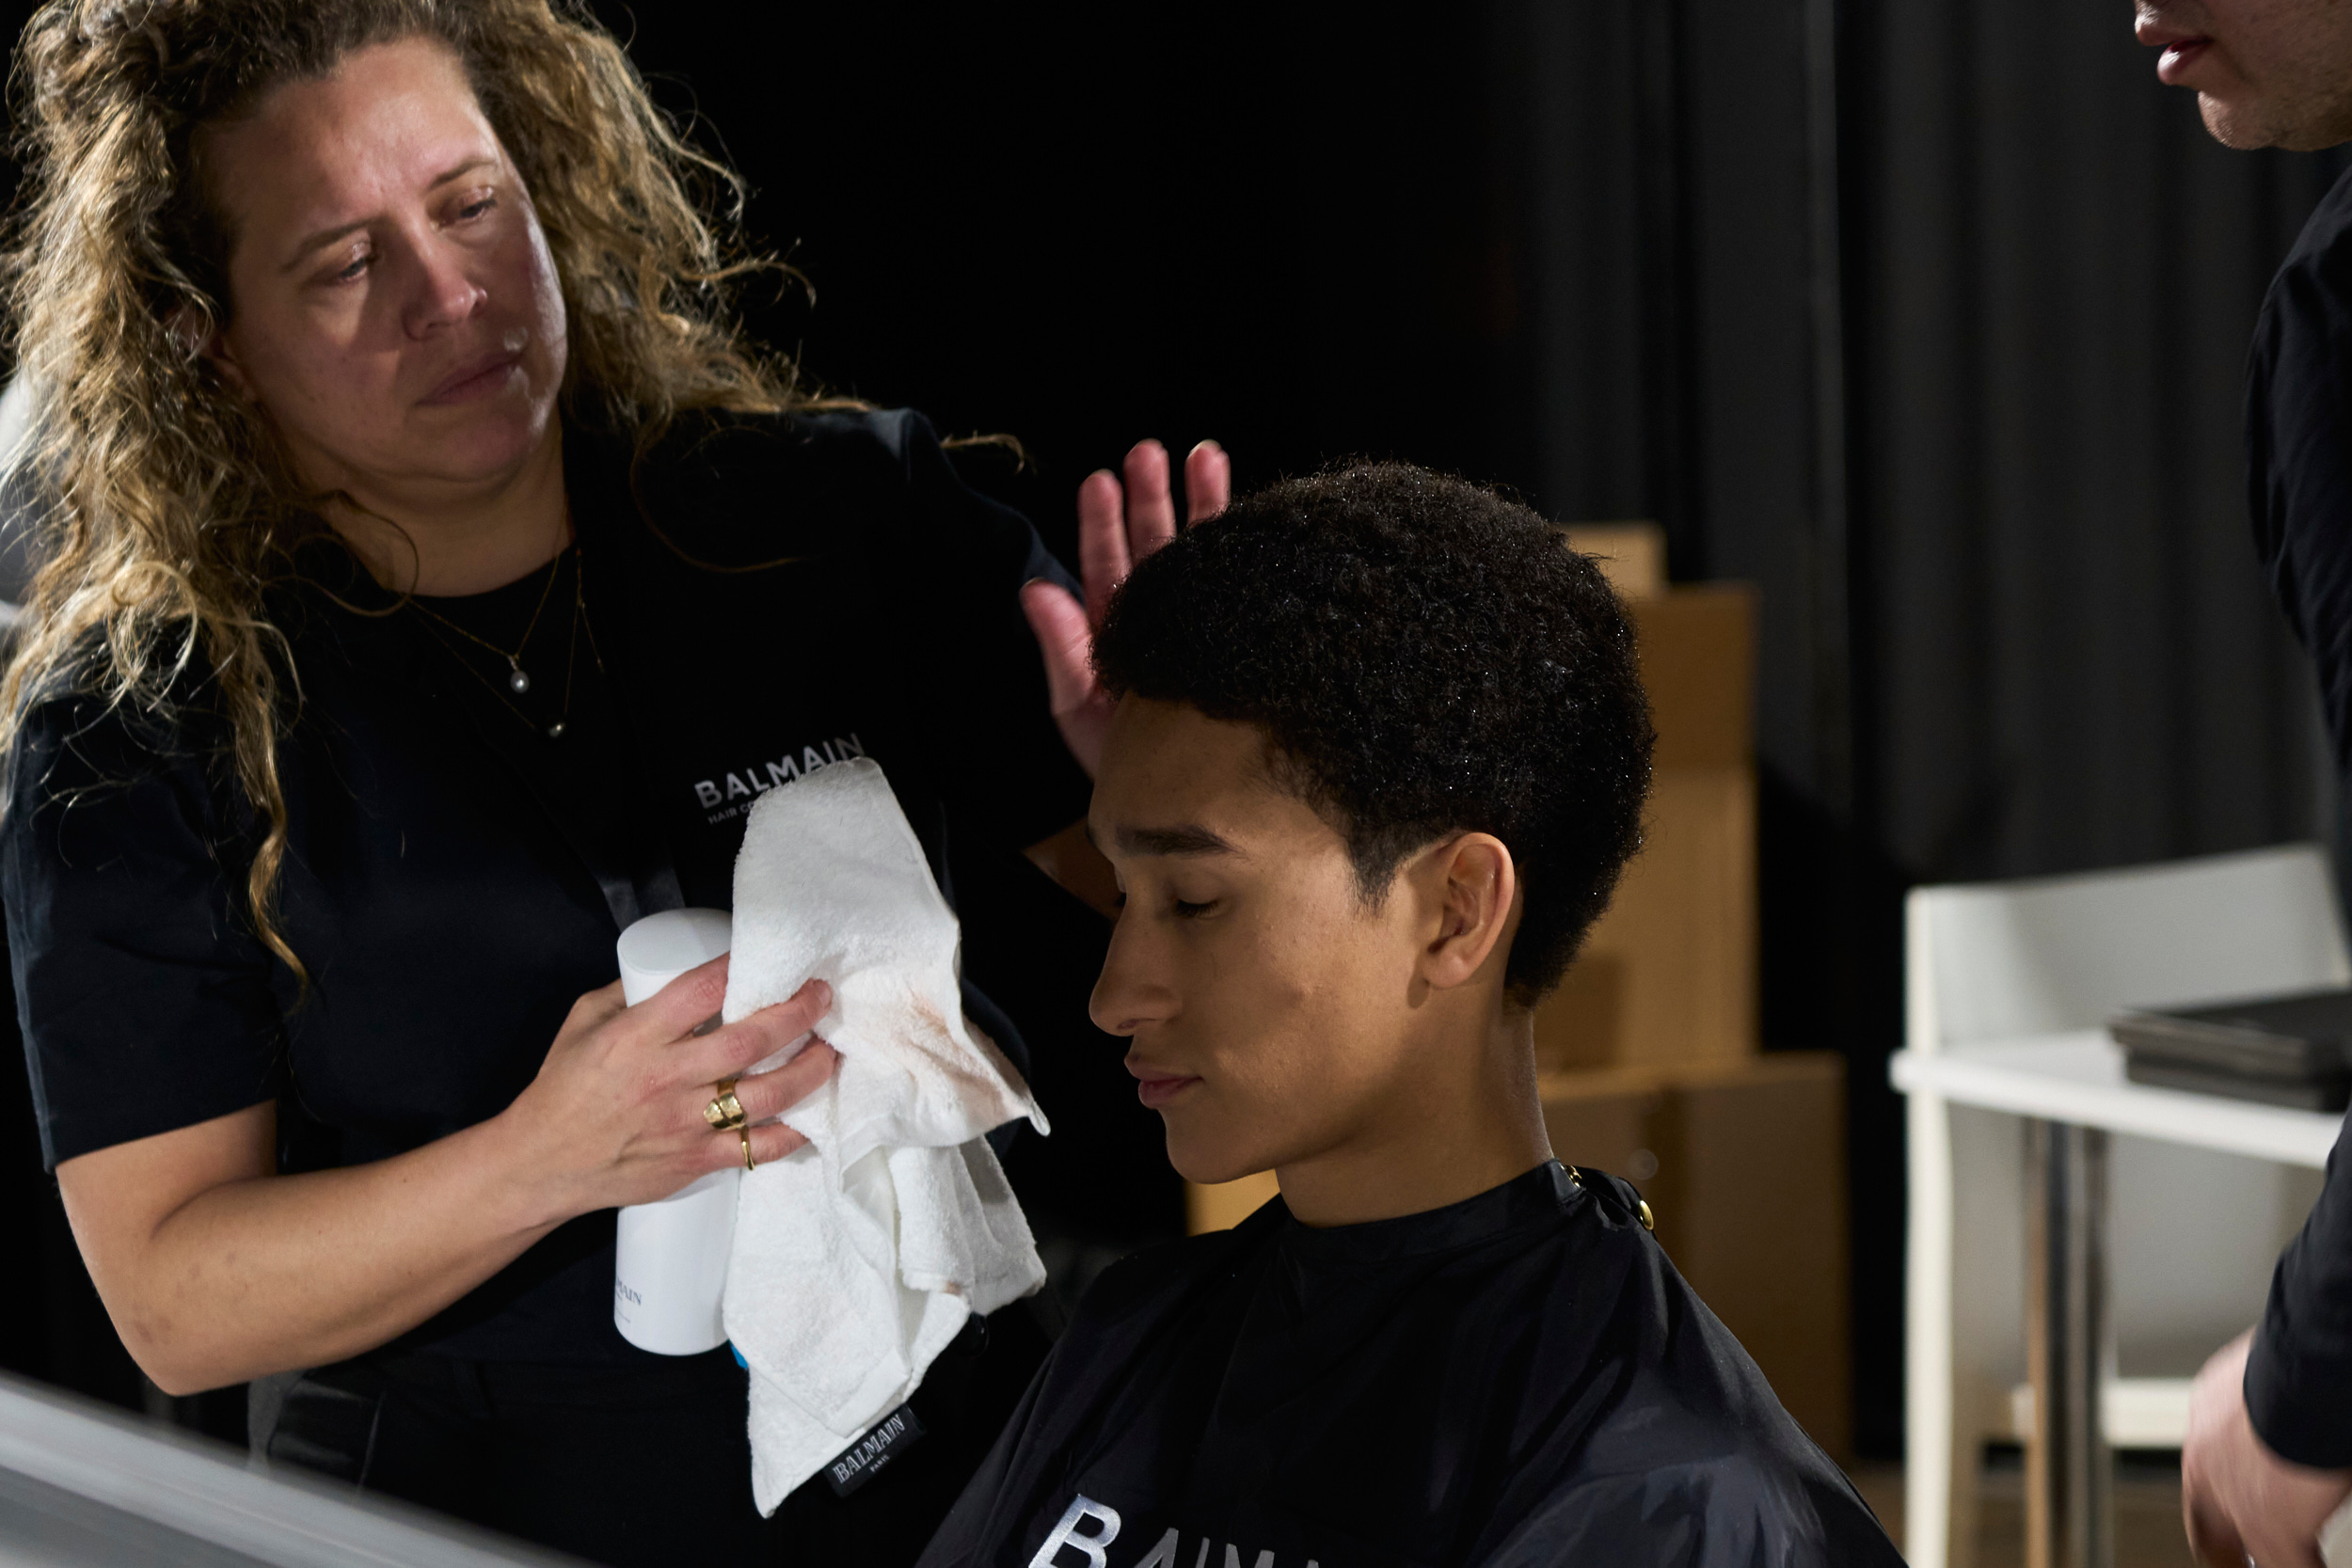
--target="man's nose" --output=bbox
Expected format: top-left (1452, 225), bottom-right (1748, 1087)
top-left (1089, 915), bottom-right (1177, 1037)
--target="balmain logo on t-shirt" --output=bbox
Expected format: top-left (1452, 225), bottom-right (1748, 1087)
top-left (689, 733), bottom-right (866, 825)
top-left (1029, 1496), bottom-right (1320, 1568)
top-left (824, 1401), bottom-right (924, 1497)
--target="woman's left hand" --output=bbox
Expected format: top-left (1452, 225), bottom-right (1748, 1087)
top-left (1023, 437), bottom-right (1230, 776)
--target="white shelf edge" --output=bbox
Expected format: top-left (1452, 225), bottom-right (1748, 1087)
top-left (1890, 1041), bottom-right (2341, 1168)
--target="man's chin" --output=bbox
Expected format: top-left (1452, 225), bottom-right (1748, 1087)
top-left (1163, 1118), bottom-right (1279, 1189)
top-left (2195, 90), bottom-right (2352, 151)
top-left (1167, 1149), bottom-right (1267, 1189)
top-left (2199, 92), bottom-right (2286, 149)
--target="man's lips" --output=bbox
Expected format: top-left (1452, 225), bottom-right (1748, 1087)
top-left (1128, 1064), bottom-right (1200, 1110)
top-left (2156, 36), bottom-right (2212, 84)
top-left (421, 347), bottom-right (524, 405)
top-left (2136, 16), bottom-right (2214, 85)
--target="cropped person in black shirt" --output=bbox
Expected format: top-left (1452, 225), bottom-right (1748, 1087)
top-left (916, 465), bottom-right (1902, 1568)
top-left (2135, 1), bottom-right (2352, 1560)
top-left (0, 3), bottom-right (1222, 1564)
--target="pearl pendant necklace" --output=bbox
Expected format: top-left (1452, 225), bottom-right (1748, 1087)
top-left (406, 531), bottom-right (594, 747)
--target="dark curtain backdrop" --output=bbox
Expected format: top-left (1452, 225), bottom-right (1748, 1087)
top-left (0, 0), bottom-right (2342, 1466)
top-left (1849, 3), bottom-right (2344, 883)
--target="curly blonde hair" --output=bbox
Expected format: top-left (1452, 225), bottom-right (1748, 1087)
top-left (0, 0), bottom-right (805, 975)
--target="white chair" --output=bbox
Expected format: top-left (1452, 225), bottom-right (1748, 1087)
top-left (1903, 844), bottom-right (2344, 1568)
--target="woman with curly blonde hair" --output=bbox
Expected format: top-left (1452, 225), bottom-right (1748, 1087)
top-left (0, 1), bottom-right (1226, 1560)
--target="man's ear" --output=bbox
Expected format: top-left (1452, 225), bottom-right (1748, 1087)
top-left (1416, 832), bottom-right (1518, 991)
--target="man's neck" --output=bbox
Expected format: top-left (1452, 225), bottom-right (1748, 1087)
top-left (319, 424), bottom-right (571, 596)
top-left (1274, 1008), bottom-right (1551, 1227)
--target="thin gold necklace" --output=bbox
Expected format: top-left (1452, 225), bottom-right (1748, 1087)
top-left (406, 546), bottom-right (565, 697)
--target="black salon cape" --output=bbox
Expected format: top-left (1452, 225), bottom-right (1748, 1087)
top-left (2244, 161), bottom-right (2352, 1468)
top-left (916, 1162), bottom-right (1899, 1568)
top-left (3, 405), bottom-right (1089, 1364)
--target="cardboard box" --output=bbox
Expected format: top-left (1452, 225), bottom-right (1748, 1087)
top-left (1187, 1170), bottom-right (1279, 1234)
top-left (1543, 1053), bottom-right (1852, 1458)
top-left (1560, 529), bottom-right (1754, 768)
top-left (1535, 764), bottom-right (1756, 1071)
top-left (1634, 585), bottom-right (1756, 768)
top-left (1565, 522), bottom-right (1667, 599)
top-left (1534, 583), bottom-right (1758, 1071)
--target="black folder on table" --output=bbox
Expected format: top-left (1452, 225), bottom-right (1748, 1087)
top-left (2109, 988), bottom-right (2352, 1112)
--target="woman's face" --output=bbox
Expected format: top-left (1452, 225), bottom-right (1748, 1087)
top-left (199, 36), bottom-right (567, 507)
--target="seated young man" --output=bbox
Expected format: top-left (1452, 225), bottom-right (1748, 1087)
top-left (921, 464), bottom-right (1900, 1567)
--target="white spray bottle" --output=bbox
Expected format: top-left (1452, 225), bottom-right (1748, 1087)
top-left (612, 908), bottom-right (738, 1355)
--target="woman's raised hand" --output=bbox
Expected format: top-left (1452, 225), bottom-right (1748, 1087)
top-left (503, 954), bottom-right (837, 1218)
top-left (1023, 438), bottom-right (1231, 777)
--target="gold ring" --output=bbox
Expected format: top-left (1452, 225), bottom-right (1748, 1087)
top-left (704, 1081), bottom-right (747, 1132)
top-left (739, 1128), bottom-right (755, 1172)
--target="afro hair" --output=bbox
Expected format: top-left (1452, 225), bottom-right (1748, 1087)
top-left (1092, 461), bottom-right (1655, 1006)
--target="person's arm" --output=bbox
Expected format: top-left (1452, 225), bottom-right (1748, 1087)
top-left (2179, 1132), bottom-right (2352, 1566)
top-left (2252, 217), bottom-right (2352, 791)
top-left (2246, 1135), bottom-right (2352, 1465)
top-left (2193, 229), bottom-right (2352, 1565)
top-left (1020, 437), bottom-right (1230, 782)
top-left (2182, 1329), bottom-right (2351, 1568)
top-left (867, 416), bottom-right (1223, 910)
top-left (5, 687), bottom-right (837, 1394)
top-left (58, 958), bottom-right (834, 1395)
top-left (2179, 1080), bottom-right (2352, 1566)
top-left (1014, 437), bottom-right (1228, 918)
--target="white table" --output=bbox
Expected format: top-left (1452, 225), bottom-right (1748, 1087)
top-left (1892, 1031), bottom-right (2343, 1568)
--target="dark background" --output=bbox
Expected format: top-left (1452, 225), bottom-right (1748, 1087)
top-left (3, 0), bottom-right (2347, 1463)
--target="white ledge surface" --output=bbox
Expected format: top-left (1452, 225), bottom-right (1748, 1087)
top-left (1890, 1031), bottom-right (2343, 1168)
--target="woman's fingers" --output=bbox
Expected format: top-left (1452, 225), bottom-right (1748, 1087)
top-left (1076, 468), bottom-right (1130, 626)
top-left (1185, 439), bottom-right (1230, 522)
top-left (1075, 440), bottom-right (1225, 636)
top-left (734, 1039), bottom-right (838, 1123)
top-left (682, 980), bottom-right (832, 1084)
top-left (684, 1047), bottom-right (831, 1175)
top-left (614, 951), bottom-right (732, 1044)
top-left (1121, 439), bottom-right (1178, 560)
top-left (690, 1119), bottom-right (809, 1178)
top-left (1021, 578), bottom-right (1098, 718)
top-left (768, 976), bottom-right (833, 1038)
top-left (741, 1121), bottom-right (809, 1169)
top-left (1022, 580), bottom-right (1111, 777)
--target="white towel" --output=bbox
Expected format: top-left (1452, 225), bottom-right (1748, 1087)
top-left (719, 757), bottom-right (1049, 1514)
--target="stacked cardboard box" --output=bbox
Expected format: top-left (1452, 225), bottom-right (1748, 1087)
top-left (1536, 579), bottom-right (1759, 1072)
top-left (1538, 1053), bottom-right (1851, 1455)
top-left (1182, 523), bottom-right (1852, 1457)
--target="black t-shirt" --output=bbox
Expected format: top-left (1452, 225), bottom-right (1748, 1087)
top-left (2245, 163), bottom-right (2352, 1468)
top-left (915, 1162), bottom-right (1900, 1568)
top-left (3, 406), bottom-right (1091, 1364)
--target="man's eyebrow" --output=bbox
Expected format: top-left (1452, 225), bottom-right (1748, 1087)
top-left (1114, 823), bottom-right (1241, 858)
top-left (281, 156), bottom-right (496, 271)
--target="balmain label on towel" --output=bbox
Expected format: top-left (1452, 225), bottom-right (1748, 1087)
top-left (825, 1402), bottom-right (927, 1497)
